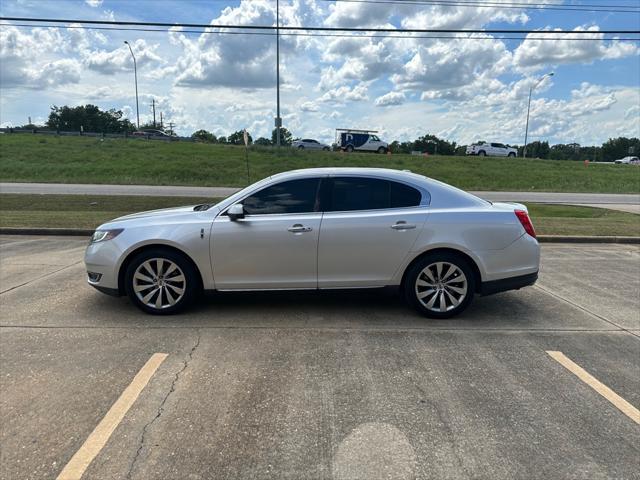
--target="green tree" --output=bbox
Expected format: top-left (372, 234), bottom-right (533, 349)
top-left (271, 127), bottom-right (292, 146)
top-left (520, 141), bottom-right (550, 159)
top-left (601, 137), bottom-right (640, 162)
top-left (46, 104), bottom-right (135, 133)
top-left (191, 129), bottom-right (217, 143)
top-left (228, 130), bottom-right (252, 145)
top-left (254, 137), bottom-right (272, 146)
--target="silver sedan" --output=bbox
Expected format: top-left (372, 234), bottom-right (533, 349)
top-left (85, 168), bottom-right (540, 318)
top-left (292, 138), bottom-right (331, 150)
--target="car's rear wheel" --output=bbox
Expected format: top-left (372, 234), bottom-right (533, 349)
top-left (124, 248), bottom-right (198, 315)
top-left (298, 145), bottom-right (305, 150)
top-left (478, 150), bottom-right (486, 157)
top-left (508, 152), bottom-right (516, 157)
top-left (404, 252), bottom-right (476, 319)
top-left (345, 145), bottom-right (354, 152)
top-left (377, 147), bottom-right (387, 154)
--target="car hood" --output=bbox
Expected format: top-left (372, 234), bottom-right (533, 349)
top-left (112, 205), bottom-right (199, 222)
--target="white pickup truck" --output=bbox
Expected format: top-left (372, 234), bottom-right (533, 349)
top-left (466, 142), bottom-right (517, 157)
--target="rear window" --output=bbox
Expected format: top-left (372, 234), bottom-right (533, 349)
top-left (328, 177), bottom-right (422, 211)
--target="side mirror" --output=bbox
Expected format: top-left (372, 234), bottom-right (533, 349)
top-left (227, 203), bottom-right (245, 221)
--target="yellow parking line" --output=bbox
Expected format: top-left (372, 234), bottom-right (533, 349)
top-left (56, 353), bottom-right (168, 480)
top-left (547, 351), bottom-right (640, 425)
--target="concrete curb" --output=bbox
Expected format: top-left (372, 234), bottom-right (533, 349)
top-left (1, 228), bottom-right (639, 244)
top-left (536, 235), bottom-right (640, 244)
top-left (0, 227), bottom-right (93, 236)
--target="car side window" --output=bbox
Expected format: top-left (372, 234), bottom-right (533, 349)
top-left (390, 181), bottom-right (423, 208)
top-left (242, 178), bottom-right (320, 215)
top-left (328, 177), bottom-right (422, 211)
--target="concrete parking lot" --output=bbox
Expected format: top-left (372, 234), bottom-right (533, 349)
top-left (1, 235), bottom-right (638, 479)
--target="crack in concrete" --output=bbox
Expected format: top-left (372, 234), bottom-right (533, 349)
top-left (125, 330), bottom-right (201, 480)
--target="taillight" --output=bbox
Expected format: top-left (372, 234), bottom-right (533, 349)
top-left (515, 210), bottom-right (536, 238)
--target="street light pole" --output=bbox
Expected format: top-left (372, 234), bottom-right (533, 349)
top-left (275, 0), bottom-right (281, 147)
top-left (523, 71), bottom-right (553, 158)
top-left (124, 41), bottom-right (140, 130)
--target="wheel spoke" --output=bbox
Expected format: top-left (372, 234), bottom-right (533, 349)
top-left (142, 288), bottom-right (158, 304)
top-left (155, 287), bottom-right (163, 308)
top-left (134, 272), bottom-right (154, 283)
top-left (166, 283), bottom-right (184, 295)
top-left (439, 291), bottom-right (447, 312)
top-left (134, 283), bottom-right (154, 293)
top-left (142, 261), bottom-right (156, 277)
top-left (417, 279), bottom-right (435, 288)
top-left (425, 292), bottom-right (439, 309)
top-left (417, 288), bottom-right (436, 299)
top-left (165, 286), bottom-right (176, 306)
top-left (156, 259), bottom-right (164, 276)
top-left (422, 268), bottom-right (436, 284)
top-left (435, 262), bottom-right (443, 280)
top-left (444, 289), bottom-right (460, 307)
top-left (446, 285), bottom-right (466, 295)
top-left (166, 274), bottom-right (185, 284)
top-left (164, 263), bottom-right (178, 276)
top-left (441, 264), bottom-right (454, 282)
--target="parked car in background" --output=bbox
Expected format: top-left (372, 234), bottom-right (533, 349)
top-left (614, 156), bottom-right (639, 164)
top-left (466, 142), bottom-right (517, 157)
top-left (133, 129), bottom-right (176, 138)
top-left (84, 168), bottom-right (540, 319)
top-left (292, 138), bottom-right (331, 151)
top-left (337, 129), bottom-right (389, 153)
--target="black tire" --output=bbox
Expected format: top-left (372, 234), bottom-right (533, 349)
top-left (298, 145), bottom-right (305, 150)
top-left (323, 147), bottom-right (330, 151)
top-left (377, 147), bottom-right (387, 154)
top-left (345, 145), bottom-right (354, 152)
top-left (478, 150), bottom-right (486, 157)
top-left (508, 152), bottom-right (516, 157)
top-left (404, 252), bottom-right (476, 319)
top-left (124, 248), bottom-right (199, 315)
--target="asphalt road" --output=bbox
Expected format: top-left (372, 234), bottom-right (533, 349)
top-left (2, 182), bottom-right (639, 210)
top-left (1, 236), bottom-right (639, 479)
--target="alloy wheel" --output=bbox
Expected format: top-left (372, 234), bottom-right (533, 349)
top-left (415, 261), bottom-right (468, 313)
top-left (133, 258), bottom-right (186, 309)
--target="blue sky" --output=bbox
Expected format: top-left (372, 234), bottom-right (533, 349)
top-left (1, 0), bottom-right (639, 146)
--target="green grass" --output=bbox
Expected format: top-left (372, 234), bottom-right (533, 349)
top-left (1, 194), bottom-right (638, 236)
top-left (1, 134), bottom-right (639, 193)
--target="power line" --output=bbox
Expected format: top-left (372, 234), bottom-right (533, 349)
top-left (323, 0), bottom-right (640, 13)
top-left (4, 22), bottom-right (639, 41)
top-left (1, 16), bottom-right (638, 34)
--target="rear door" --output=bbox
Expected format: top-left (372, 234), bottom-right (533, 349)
top-left (317, 176), bottom-right (428, 288)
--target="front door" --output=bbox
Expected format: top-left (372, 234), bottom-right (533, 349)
top-left (211, 178), bottom-right (322, 289)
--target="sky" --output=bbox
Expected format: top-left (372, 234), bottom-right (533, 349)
top-left (0, 0), bottom-right (639, 146)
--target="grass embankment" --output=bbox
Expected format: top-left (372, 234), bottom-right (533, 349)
top-left (1, 134), bottom-right (639, 193)
top-left (1, 194), bottom-right (638, 236)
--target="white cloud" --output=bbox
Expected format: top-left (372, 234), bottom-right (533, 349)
top-left (319, 83), bottom-right (369, 103)
top-left (300, 101), bottom-right (320, 112)
top-left (513, 26), bottom-right (639, 71)
top-left (375, 91), bottom-right (405, 107)
top-left (85, 40), bottom-right (163, 75)
top-left (85, 0), bottom-right (103, 6)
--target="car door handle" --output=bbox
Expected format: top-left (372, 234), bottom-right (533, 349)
top-left (391, 221), bottom-right (416, 230)
top-left (288, 224), bottom-right (313, 233)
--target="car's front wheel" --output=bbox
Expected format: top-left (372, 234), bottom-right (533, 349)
top-left (298, 145), bottom-right (305, 150)
top-left (404, 252), bottom-right (476, 318)
top-left (508, 152), bottom-right (516, 157)
top-left (377, 147), bottom-right (387, 154)
top-left (124, 248), bottom-right (199, 315)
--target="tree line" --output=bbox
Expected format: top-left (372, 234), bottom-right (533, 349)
top-left (13, 104), bottom-right (638, 162)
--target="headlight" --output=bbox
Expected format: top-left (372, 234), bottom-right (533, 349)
top-left (90, 228), bottom-right (124, 243)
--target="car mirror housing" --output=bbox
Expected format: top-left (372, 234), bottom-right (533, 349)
top-left (228, 203), bottom-right (245, 221)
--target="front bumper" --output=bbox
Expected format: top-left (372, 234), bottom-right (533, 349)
top-left (85, 239), bottom-right (124, 294)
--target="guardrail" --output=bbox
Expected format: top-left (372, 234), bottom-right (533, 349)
top-left (0, 128), bottom-right (193, 142)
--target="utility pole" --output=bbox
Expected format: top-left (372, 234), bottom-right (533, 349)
top-left (275, 0), bottom-right (281, 147)
top-left (160, 112), bottom-right (163, 129)
top-left (523, 71), bottom-right (553, 158)
top-left (168, 122), bottom-right (175, 135)
top-left (124, 41), bottom-right (140, 129)
top-left (151, 99), bottom-right (156, 128)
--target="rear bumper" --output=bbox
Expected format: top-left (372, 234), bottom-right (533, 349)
top-left (480, 271), bottom-right (538, 296)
